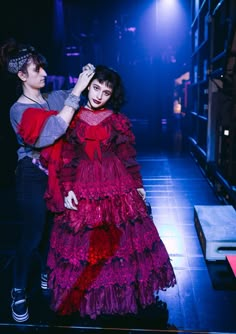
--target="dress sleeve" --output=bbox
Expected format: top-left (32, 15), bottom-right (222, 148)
top-left (55, 116), bottom-right (81, 195)
top-left (10, 104), bottom-right (68, 148)
top-left (17, 108), bottom-right (58, 145)
top-left (114, 114), bottom-right (143, 188)
top-left (40, 119), bottom-right (79, 213)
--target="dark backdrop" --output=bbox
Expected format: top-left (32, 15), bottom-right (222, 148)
top-left (0, 0), bottom-right (191, 185)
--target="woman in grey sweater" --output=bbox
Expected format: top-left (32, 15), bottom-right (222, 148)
top-left (0, 37), bottom-right (94, 323)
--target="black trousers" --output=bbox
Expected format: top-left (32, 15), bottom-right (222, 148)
top-left (13, 157), bottom-right (52, 289)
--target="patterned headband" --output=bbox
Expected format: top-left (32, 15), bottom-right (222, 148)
top-left (8, 48), bottom-right (32, 74)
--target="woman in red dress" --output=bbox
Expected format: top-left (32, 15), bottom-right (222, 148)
top-left (44, 65), bottom-right (176, 319)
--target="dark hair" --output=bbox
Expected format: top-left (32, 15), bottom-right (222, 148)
top-left (83, 65), bottom-right (126, 113)
top-left (0, 38), bottom-right (47, 74)
top-left (0, 38), bottom-right (47, 96)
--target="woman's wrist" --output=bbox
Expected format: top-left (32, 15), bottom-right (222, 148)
top-left (64, 93), bottom-right (80, 110)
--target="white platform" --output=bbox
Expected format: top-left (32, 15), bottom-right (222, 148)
top-left (194, 205), bottom-right (236, 261)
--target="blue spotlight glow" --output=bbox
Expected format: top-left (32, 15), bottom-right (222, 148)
top-left (156, 0), bottom-right (182, 24)
top-left (163, 0), bottom-right (177, 5)
top-left (155, 0), bottom-right (190, 52)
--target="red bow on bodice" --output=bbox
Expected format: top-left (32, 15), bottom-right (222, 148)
top-left (84, 125), bottom-right (109, 160)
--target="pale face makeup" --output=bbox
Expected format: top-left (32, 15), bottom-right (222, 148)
top-left (86, 79), bottom-right (113, 110)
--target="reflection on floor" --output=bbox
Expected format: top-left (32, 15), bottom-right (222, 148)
top-left (1, 149), bottom-right (236, 333)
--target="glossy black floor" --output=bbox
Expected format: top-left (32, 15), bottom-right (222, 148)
top-left (1, 128), bottom-right (236, 334)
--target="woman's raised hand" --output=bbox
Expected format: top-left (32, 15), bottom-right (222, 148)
top-left (82, 63), bottom-right (95, 72)
top-left (72, 63), bottom-right (95, 96)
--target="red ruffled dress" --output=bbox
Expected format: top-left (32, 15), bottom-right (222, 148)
top-left (45, 107), bottom-right (176, 319)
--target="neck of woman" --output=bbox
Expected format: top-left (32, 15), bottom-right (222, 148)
top-left (85, 104), bottom-right (105, 112)
top-left (22, 88), bottom-right (42, 100)
top-left (19, 89), bottom-right (50, 110)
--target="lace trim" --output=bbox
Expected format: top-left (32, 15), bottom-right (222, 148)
top-left (79, 108), bottom-right (113, 126)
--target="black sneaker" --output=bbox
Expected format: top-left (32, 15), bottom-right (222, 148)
top-left (41, 273), bottom-right (48, 290)
top-left (11, 288), bottom-right (29, 322)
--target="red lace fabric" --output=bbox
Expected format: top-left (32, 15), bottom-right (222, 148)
top-left (47, 107), bottom-right (176, 319)
top-left (17, 108), bottom-right (65, 212)
top-left (17, 108), bottom-right (57, 145)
